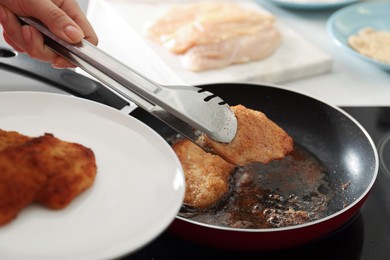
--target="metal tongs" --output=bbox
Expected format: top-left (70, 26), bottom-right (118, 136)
top-left (19, 17), bottom-right (237, 144)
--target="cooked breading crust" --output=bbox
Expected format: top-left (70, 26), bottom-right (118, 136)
top-left (0, 131), bottom-right (97, 226)
top-left (0, 129), bottom-right (31, 151)
top-left (197, 104), bottom-right (293, 166)
top-left (173, 139), bottom-right (236, 209)
top-left (32, 134), bottom-right (97, 210)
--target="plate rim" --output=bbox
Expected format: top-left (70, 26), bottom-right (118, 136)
top-left (0, 91), bottom-right (185, 260)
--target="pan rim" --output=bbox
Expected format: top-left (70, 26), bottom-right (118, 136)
top-left (175, 82), bottom-right (379, 233)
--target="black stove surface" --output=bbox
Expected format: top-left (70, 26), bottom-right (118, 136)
top-left (122, 107), bottom-right (390, 260)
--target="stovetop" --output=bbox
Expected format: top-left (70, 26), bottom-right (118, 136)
top-left (119, 107), bottom-right (390, 260)
top-left (0, 51), bottom-right (389, 259)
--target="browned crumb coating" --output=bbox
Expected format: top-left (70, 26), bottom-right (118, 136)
top-left (173, 105), bottom-right (293, 209)
top-left (0, 130), bottom-right (97, 226)
top-left (197, 104), bottom-right (294, 166)
top-left (0, 129), bottom-right (32, 151)
top-left (173, 139), bottom-right (236, 209)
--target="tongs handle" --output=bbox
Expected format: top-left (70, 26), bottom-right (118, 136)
top-left (19, 17), bottom-right (158, 111)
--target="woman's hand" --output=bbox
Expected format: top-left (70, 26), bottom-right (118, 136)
top-left (0, 0), bottom-right (98, 68)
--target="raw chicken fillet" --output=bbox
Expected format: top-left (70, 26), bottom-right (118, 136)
top-left (145, 1), bottom-right (281, 71)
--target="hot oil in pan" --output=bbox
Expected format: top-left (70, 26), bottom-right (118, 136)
top-left (179, 144), bottom-right (337, 229)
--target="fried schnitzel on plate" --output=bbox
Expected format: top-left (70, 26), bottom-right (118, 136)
top-left (0, 91), bottom-right (185, 260)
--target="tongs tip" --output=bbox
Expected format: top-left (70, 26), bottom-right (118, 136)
top-left (204, 104), bottom-right (237, 143)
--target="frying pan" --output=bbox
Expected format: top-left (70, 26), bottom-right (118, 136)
top-left (132, 83), bottom-right (378, 251)
top-left (0, 48), bottom-right (378, 251)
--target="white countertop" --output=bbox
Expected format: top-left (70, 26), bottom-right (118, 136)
top-left (0, 0), bottom-right (389, 107)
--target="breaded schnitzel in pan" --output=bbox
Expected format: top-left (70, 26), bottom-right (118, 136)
top-left (175, 105), bottom-right (293, 209)
top-left (197, 104), bottom-right (293, 166)
top-left (0, 130), bottom-right (97, 226)
top-left (173, 139), bottom-right (236, 209)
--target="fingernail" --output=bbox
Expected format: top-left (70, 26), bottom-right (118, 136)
top-left (52, 62), bottom-right (62, 69)
top-left (64, 25), bottom-right (84, 42)
top-left (0, 6), bottom-right (7, 23)
top-left (52, 57), bottom-right (74, 69)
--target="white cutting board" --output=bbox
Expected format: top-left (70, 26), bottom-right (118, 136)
top-left (86, 0), bottom-right (332, 86)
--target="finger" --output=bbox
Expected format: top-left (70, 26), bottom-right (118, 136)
top-left (22, 26), bottom-right (76, 68)
top-left (21, 25), bottom-right (60, 63)
top-left (52, 56), bottom-right (76, 69)
top-left (3, 32), bottom-right (25, 52)
top-left (0, 6), bottom-right (26, 51)
top-left (26, 26), bottom-right (76, 68)
top-left (25, 0), bottom-right (84, 44)
top-left (56, 0), bottom-right (98, 46)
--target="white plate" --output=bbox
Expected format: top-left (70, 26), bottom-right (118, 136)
top-left (0, 92), bottom-right (185, 260)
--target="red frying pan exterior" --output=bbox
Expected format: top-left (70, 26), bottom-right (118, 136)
top-left (168, 193), bottom-right (368, 251)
